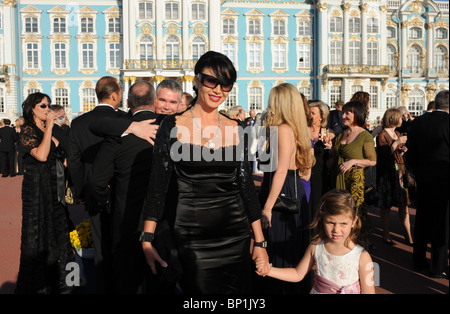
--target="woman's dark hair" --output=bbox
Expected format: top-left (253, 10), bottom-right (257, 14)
top-left (191, 51), bottom-right (237, 106)
top-left (342, 100), bottom-right (366, 127)
top-left (22, 92), bottom-right (51, 125)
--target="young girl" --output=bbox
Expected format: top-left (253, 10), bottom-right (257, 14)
top-left (256, 189), bottom-right (376, 294)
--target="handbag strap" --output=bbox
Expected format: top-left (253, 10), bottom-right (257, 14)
top-left (269, 127), bottom-right (298, 197)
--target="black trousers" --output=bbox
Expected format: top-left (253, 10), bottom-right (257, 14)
top-left (413, 177), bottom-right (449, 273)
top-left (0, 150), bottom-right (15, 176)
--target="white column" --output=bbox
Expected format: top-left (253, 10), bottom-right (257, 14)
top-left (3, 0), bottom-right (19, 116)
top-left (128, 0), bottom-right (137, 60)
top-left (400, 12), bottom-right (409, 73)
top-left (424, 12), bottom-right (438, 75)
top-left (123, 0), bottom-right (130, 62)
top-left (343, 3), bottom-right (350, 66)
top-left (208, 0), bottom-right (221, 52)
top-left (182, 0), bottom-right (190, 62)
top-left (360, 4), bottom-right (367, 65)
top-left (380, 6), bottom-right (387, 67)
top-left (317, 3), bottom-right (329, 76)
top-left (155, 0), bottom-right (164, 61)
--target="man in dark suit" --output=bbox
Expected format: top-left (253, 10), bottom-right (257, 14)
top-left (68, 76), bottom-right (159, 293)
top-left (89, 80), bottom-right (160, 293)
top-left (245, 109), bottom-right (257, 127)
top-left (0, 119), bottom-right (19, 177)
top-left (327, 100), bottom-right (345, 135)
top-left (407, 90), bottom-right (449, 279)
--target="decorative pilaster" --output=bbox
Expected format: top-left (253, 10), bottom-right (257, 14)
top-left (317, 2), bottom-right (329, 76)
top-left (342, 3), bottom-right (350, 66)
top-left (360, 3), bottom-right (368, 66)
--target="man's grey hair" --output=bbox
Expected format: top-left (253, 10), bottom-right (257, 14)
top-left (156, 79), bottom-right (183, 102)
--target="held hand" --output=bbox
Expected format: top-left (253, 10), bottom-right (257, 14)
top-left (252, 247), bottom-right (270, 276)
top-left (142, 242), bottom-right (168, 275)
top-left (133, 119), bottom-right (158, 145)
top-left (399, 135), bottom-right (407, 144)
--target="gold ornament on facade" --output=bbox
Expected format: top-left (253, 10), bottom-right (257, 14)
top-left (317, 4), bottom-right (329, 12)
top-left (342, 3), bottom-right (351, 12)
top-left (380, 6), bottom-right (388, 14)
top-left (349, 9), bottom-right (360, 18)
top-left (181, 75), bottom-right (194, 83)
top-left (3, 0), bottom-right (17, 7)
top-left (330, 8), bottom-right (342, 17)
top-left (410, 1), bottom-right (423, 14)
top-left (360, 4), bottom-right (368, 12)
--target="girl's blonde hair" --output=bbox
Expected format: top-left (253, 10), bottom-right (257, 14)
top-left (310, 189), bottom-right (362, 248)
top-left (263, 83), bottom-right (315, 175)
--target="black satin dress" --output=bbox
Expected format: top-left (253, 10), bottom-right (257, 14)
top-left (143, 114), bottom-right (261, 294)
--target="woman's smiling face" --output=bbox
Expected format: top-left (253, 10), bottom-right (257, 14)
top-left (195, 67), bottom-right (231, 109)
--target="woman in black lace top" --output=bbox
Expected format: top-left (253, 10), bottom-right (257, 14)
top-left (15, 93), bottom-right (74, 294)
top-left (141, 51), bottom-right (269, 293)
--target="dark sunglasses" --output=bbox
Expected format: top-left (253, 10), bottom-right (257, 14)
top-left (198, 73), bottom-right (233, 92)
top-left (39, 103), bottom-right (49, 109)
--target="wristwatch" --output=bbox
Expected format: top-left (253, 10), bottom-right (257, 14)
top-left (254, 241), bottom-right (268, 248)
top-left (139, 232), bottom-right (155, 243)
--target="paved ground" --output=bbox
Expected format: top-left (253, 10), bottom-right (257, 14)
top-left (1, 175), bottom-right (448, 294)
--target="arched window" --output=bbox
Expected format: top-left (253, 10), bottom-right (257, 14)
top-left (436, 28), bottom-right (448, 39)
top-left (386, 90), bottom-right (398, 109)
top-left (407, 45), bottom-right (422, 75)
top-left (408, 89), bottom-right (425, 116)
top-left (139, 35), bottom-right (153, 60)
top-left (434, 45), bottom-right (447, 73)
top-left (387, 27), bottom-right (396, 38)
top-left (192, 36), bottom-right (206, 61)
top-left (387, 44), bottom-right (396, 72)
top-left (409, 27), bottom-right (422, 39)
top-left (166, 35), bottom-right (180, 60)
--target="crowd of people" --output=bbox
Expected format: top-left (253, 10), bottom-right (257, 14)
top-left (5, 50), bottom-right (449, 294)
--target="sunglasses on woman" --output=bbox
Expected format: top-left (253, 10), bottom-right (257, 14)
top-left (39, 103), bottom-right (49, 109)
top-left (198, 73), bottom-right (233, 92)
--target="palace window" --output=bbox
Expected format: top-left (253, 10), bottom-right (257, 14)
top-left (407, 45), bottom-right (422, 75)
top-left (165, 2), bottom-right (180, 20)
top-left (222, 43), bottom-right (236, 64)
top-left (248, 42), bottom-right (262, 68)
top-left (297, 44), bottom-right (311, 68)
top-left (25, 17), bottom-right (38, 33)
top-left (369, 86), bottom-right (378, 109)
top-left (330, 17), bottom-right (342, 33)
top-left (387, 27), bottom-right (396, 38)
top-left (192, 36), bottom-right (206, 61)
top-left (223, 87), bottom-right (237, 109)
top-left (349, 41), bottom-right (360, 65)
top-left (53, 17), bottom-right (66, 33)
top-left (54, 88), bottom-right (69, 110)
top-left (108, 18), bottom-right (121, 33)
top-left (249, 86), bottom-right (263, 111)
top-left (82, 88), bottom-right (96, 112)
top-left (54, 43), bottom-right (67, 69)
top-left (408, 89), bottom-right (425, 117)
top-left (223, 18), bottom-right (235, 34)
top-left (330, 85), bottom-right (341, 106)
top-left (330, 41), bottom-right (342, 65)
top-left (436, 28), bottom-right (448, 39)
top-left (387, 44), bottom-right (396, 72)
top-left (273, 20), bottom-right (286, 36)
top-left (273, 43), bottom-right (286, 69)
top-left (139, 1), bottom-right (153, 20)
top-left (166, 35), bottom-right (180, 60)
top-left (25, 42), bottom-right (39, 69)
top-left (298, 21), bottom-right (311, 36)
top-left (349, 18), bottom-right (360, 33)
top-left (434, 45), bottom-right (447, 73)
top-left (409, 27), bottom-right (422, 39)
top-left (192, 2), bottom-right (206, 20)
top-left (80, 17), bottom-right (94, 33)
top-left (248, 19), bottom-right (261, 35)
top-left (386, 90), bottom-right (398, 109)
top-left (109, 43), bottom-right (121, 68)
top-left (367, 42), bottom-right (379, 66)
top-left (139, 35), bottom-right (153, 60)
top-left (81, 42), bottom-right (94, 69)
top-left (367, 18), bottom-right (378, 33)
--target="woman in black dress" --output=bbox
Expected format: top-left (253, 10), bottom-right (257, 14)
top-left (258, 83), bottom-right (315, 293)
top-left (141, 51), bottom-right (269, 293)
top-left (15, 93), bottom-right (74, 294)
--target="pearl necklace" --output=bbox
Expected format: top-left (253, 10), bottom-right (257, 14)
top-left (190, 106), bottom-right (222, 150)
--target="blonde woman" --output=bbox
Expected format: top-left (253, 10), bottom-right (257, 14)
top-left (258, 83), bottom-right (315, 293)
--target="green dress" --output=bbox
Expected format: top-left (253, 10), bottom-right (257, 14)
top-left (334, 130), bottom-right (377, 208)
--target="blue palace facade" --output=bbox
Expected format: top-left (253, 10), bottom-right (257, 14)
top-left (0, 0), bottom-right (449, 123)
